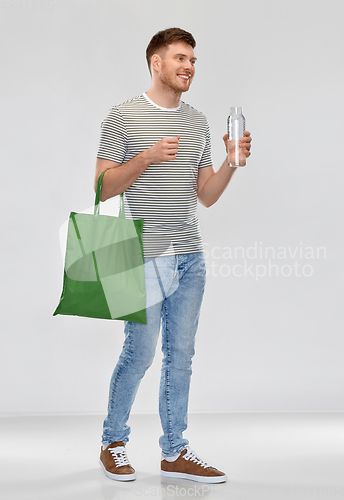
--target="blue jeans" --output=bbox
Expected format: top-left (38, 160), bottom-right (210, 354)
top-left (102, 252), bottom-right (206, 456)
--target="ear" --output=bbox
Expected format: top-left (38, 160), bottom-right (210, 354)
top-left (151, 53), bottom-right (161, 73)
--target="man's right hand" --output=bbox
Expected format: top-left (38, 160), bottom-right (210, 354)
top-left (144, 136), bottom-right (180, 164)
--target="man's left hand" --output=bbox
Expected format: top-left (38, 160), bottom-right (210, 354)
top-left (223, 130), bottom-right (252, 160)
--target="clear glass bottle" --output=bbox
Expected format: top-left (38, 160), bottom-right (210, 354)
top-left (227, 106), bottom-right (246, 167)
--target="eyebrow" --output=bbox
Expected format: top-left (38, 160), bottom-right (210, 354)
top-left (175, 53), bottom-right (197, 61)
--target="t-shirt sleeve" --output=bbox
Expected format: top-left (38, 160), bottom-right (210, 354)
top-left (198, 120), bottom-right (213, 168)
top-left (97, 107), bottom-right (127, 163)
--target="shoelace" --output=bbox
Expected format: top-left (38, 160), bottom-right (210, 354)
top-left (183, 447), bottom-right (210, 469)
top-left (109, 446), bottom-right (130, 467)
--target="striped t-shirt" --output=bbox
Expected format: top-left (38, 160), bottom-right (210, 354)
top-left (97, 93), bottom-right (213, 258)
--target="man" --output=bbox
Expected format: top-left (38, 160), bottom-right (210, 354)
top-left (95, 27), bottom-right (251, 483)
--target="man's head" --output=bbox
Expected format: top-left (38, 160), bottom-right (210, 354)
top-left (146, 27), bottom-right (196, 75)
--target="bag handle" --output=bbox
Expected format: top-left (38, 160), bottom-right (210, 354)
top-left (94, 169), bottom-right (125, 218)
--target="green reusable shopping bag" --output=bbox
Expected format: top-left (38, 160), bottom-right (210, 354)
top-left (53, 170), bottom-right (147, 323)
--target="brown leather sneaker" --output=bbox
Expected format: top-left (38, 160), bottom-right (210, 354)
top-left (99, 441), bottom-right (136, 481)
top-left (161, 447), bottom-right (226, 483)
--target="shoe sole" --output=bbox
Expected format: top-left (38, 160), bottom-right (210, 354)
top-left (161, 470), bottom-right (226, 483)
top-left (99, 460), bottom-right (136, 481)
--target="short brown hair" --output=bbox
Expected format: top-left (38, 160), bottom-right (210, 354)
top-left (146, 27), bottom-right (196, 74)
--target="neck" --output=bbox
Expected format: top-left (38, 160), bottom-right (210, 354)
top-left (145, 83), bottom-right (182, 109)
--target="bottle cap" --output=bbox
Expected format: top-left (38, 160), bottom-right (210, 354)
top-left (229, 106), bottom-right (243, 115)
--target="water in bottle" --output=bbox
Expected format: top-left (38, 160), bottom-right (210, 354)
top-left (227, 106), bottom-right (246, 167)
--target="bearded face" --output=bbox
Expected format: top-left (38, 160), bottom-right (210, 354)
top-left (155, 42), bottom-right (196, 94)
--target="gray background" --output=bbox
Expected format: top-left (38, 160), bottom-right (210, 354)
top-left (1, 0), bottom-right (343, 414)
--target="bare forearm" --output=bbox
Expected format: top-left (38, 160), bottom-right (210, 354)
top-left (198, 159), bottom-right (237, 207)
top-left (95, 136), bottom-right (180, 201)
top-left (96, 151), bottom-right (152, 201)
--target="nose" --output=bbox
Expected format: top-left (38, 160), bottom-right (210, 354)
top-left (184, 60), bottom-right (194, 73)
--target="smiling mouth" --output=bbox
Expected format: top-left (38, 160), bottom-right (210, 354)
top-left (178, 75), bottom-right (190, 81)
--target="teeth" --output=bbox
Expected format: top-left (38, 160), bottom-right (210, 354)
top-left (179, 75), bottom-right (189, 80)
